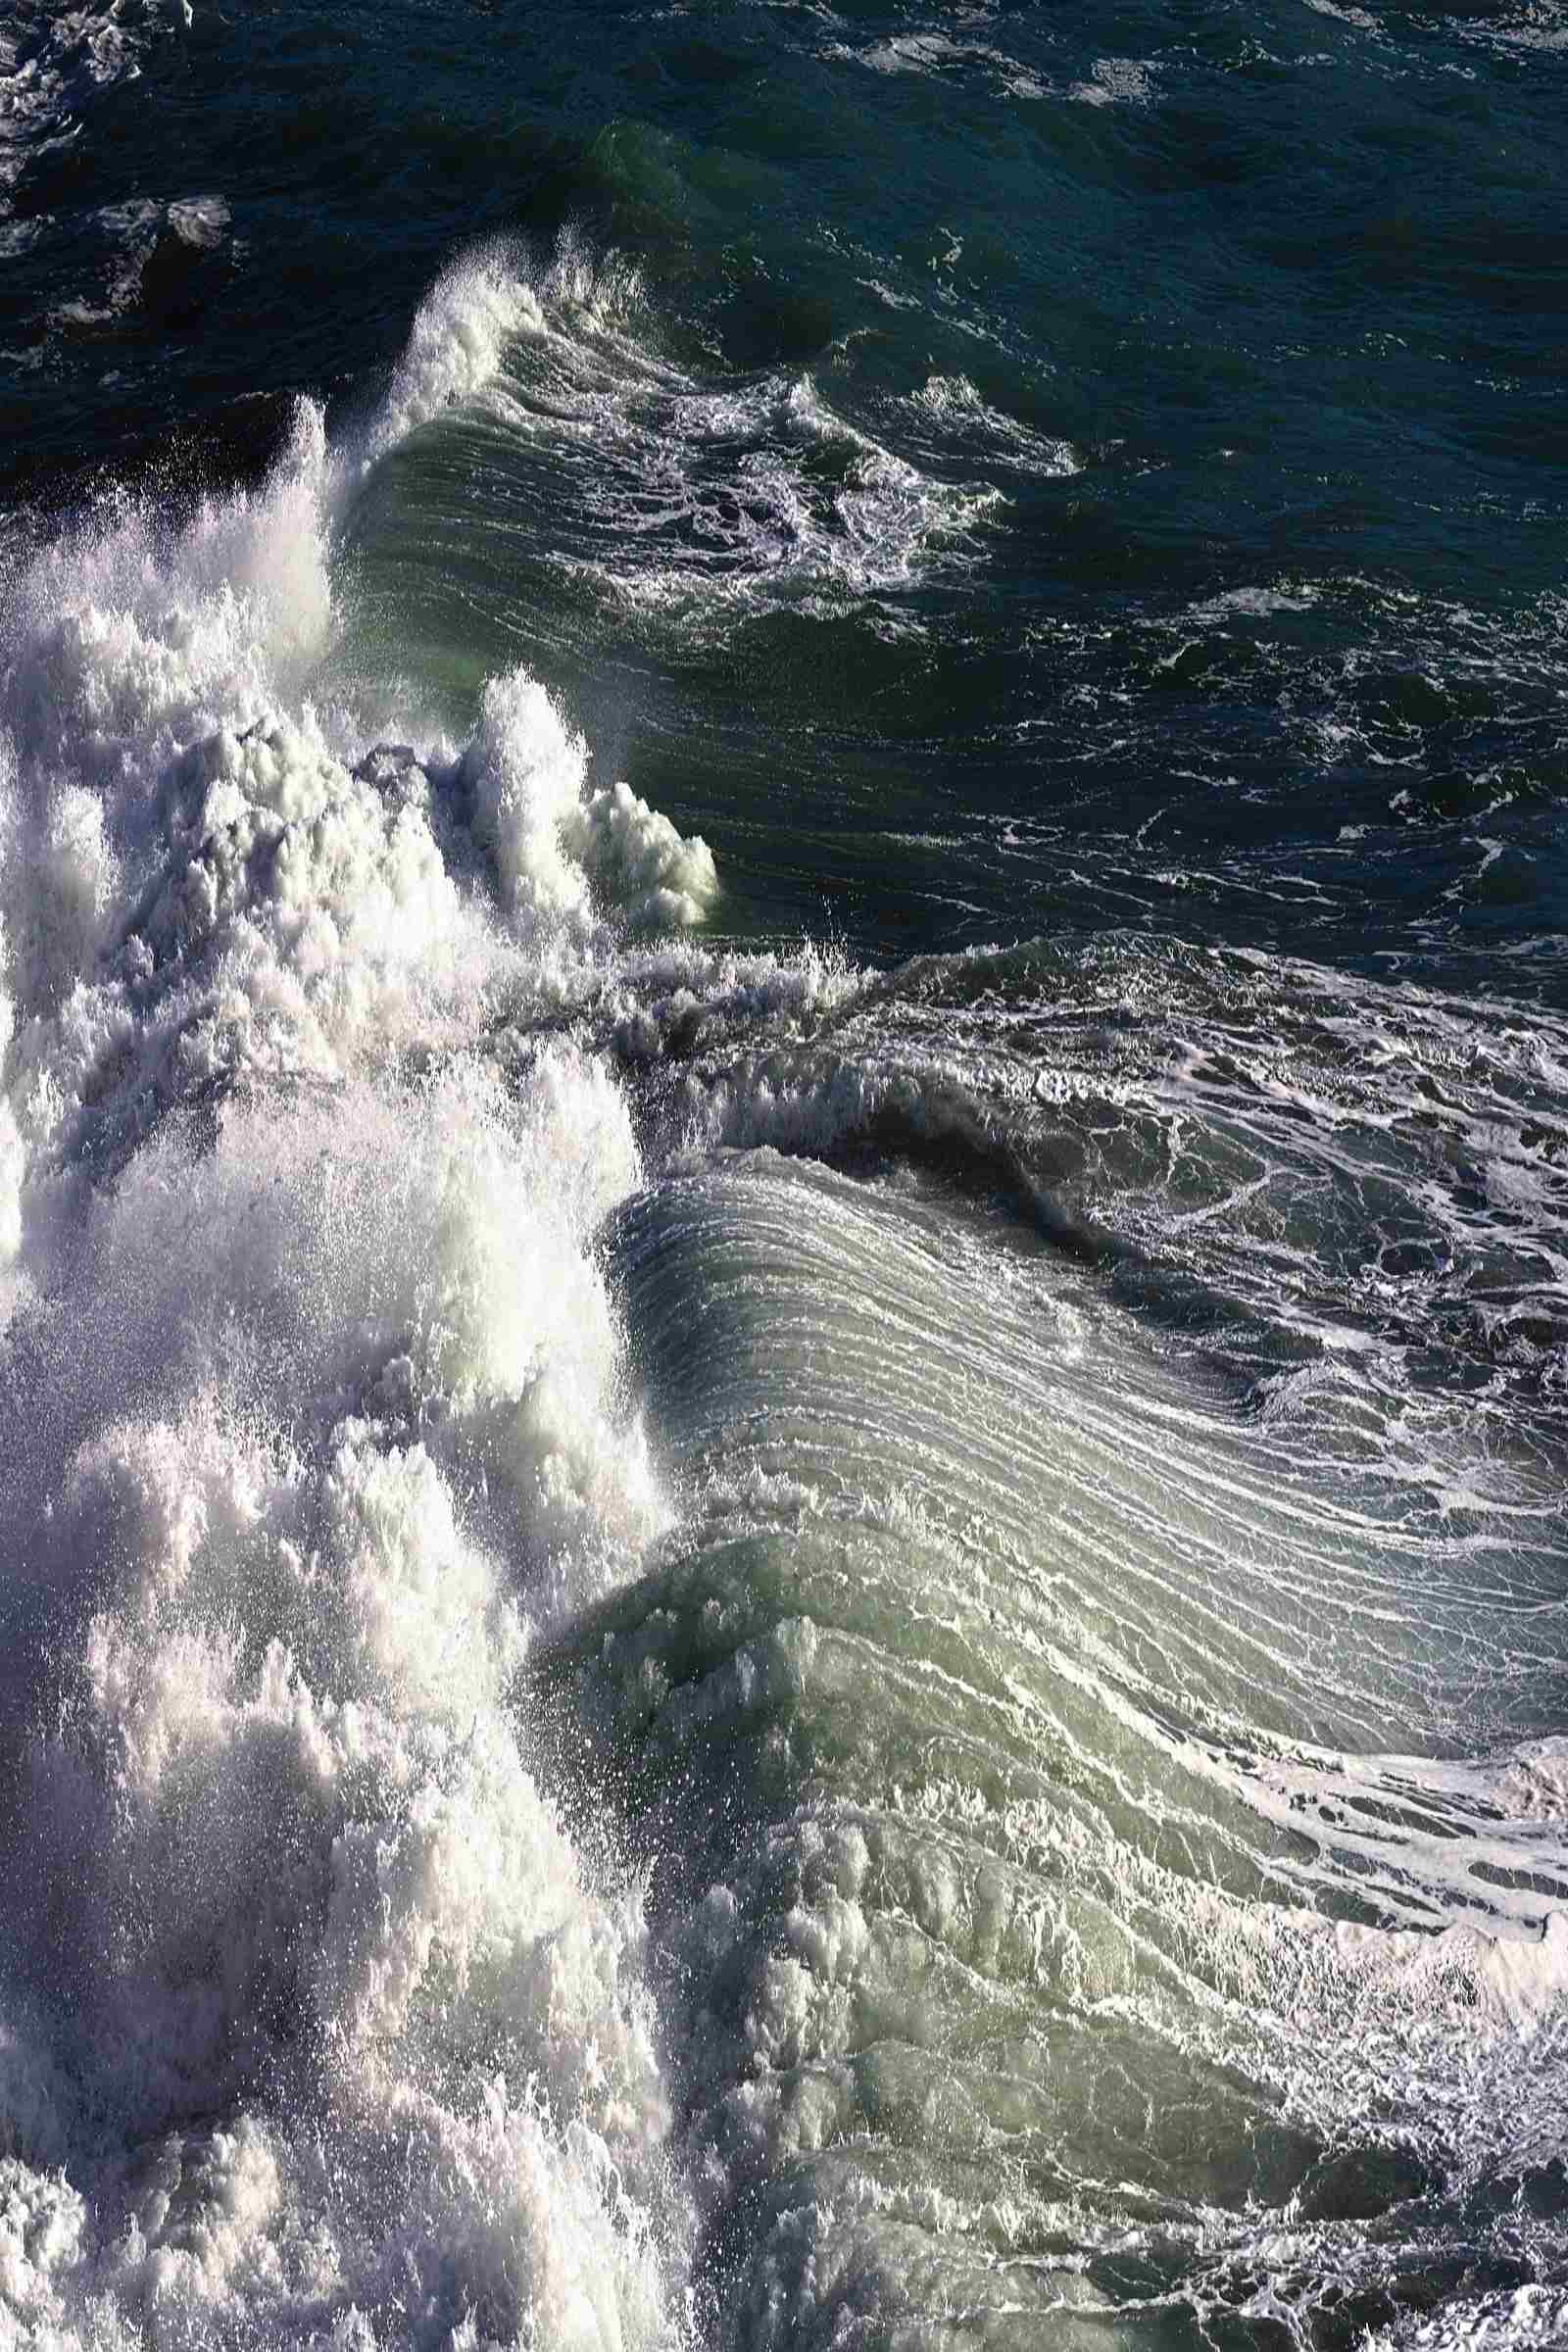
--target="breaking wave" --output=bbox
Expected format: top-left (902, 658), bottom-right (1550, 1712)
top-left (2, 241), bottom-right (1567, 2352)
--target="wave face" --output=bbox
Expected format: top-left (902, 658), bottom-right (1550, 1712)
top-left (0, 251), bottom-right (1564, 2352)
top-left (4, 4), bottom-right (1568, 2347)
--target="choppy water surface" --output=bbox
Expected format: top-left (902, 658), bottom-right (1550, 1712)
top-left (1, 4), bottom-right (1566, 2347)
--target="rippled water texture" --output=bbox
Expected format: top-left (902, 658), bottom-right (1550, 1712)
top-left (1, 4), bottom-right (1566, 2348)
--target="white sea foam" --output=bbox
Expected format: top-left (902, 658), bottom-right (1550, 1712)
top-left (0, 251), bottom-right (727, 2350)
top-left (589, 1139), bottom-right (1568, 2347)
top-left (464, 667), bottom-right (716, 931)
top-left (1184, 581), bottom-right (1321, 623)
top-left (0, 3), bottom-right (173, 208)
top-left (545, 366), bottom-right (1004, 623)
top-left (3, 231), bottom-right (1568, 2349)
top-left (0, 1107), bottom-right (689, 2342)
top-left (0, 322), bottom-right (714, 1216)
top-left (1068, 56), bottom-right (1157, 106)
top-left (336, 243), bottom-right (1003, 632)
top-left (347, 243), bottom-right (550, 485)
top-left (906, 372), bottom-right (1081, 478)
top-left (827, 27), bottom-right (1050, 103)
top-left (47, 192), bottom-right (231, 327)
top-left (825, 27), bottom-right (1152, 112)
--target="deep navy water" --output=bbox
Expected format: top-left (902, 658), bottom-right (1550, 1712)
top-left (2, 4), bottom-right (1568, 2346)
top-left (11, 0), bottom-right (1568, 969)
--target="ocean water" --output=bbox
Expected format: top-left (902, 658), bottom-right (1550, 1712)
top-left (1, 3), bottom-right (1567, 2346)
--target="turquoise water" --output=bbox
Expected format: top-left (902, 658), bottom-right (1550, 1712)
top-left (1, 3), bottom-right (1567, 2345)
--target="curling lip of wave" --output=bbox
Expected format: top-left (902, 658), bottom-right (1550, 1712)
top-left (340, 242), bottom-right (1009, 628)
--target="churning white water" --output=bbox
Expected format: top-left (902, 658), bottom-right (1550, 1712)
top-left (0, 257), bottom-right (716, 2349)
top-left (2, 251), bottom-right (1567, 2352)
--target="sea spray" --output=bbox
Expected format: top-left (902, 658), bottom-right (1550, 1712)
top-left (0, 257), bottom-right (718, 2350)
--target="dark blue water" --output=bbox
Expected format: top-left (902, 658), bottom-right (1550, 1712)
top-left (3, 5), bottom-right (1568, 2346)
top-left (9, 0), bottom-right (1568, 969)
